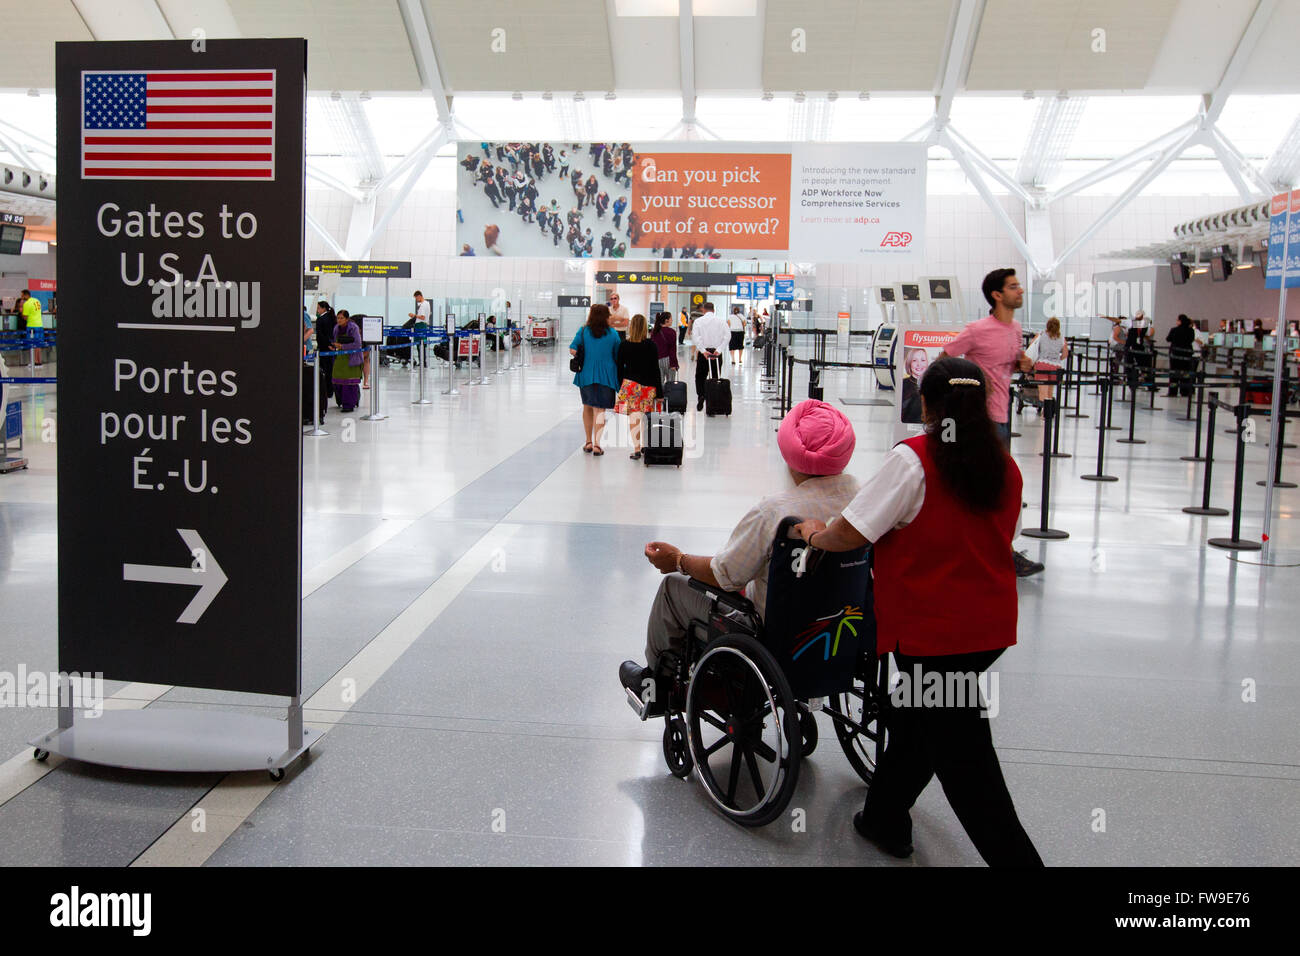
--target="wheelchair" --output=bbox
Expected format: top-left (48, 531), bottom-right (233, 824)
top-left (626, 518), bottom-right (888, 827)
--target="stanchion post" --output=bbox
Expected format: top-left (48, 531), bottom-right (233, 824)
top-left (306, 351), bottom-right (327, 437)
top-left (1257, 406), bottom-right (1297, 488)
top-left (1208, 404), bottom-right (1262, 551)
top-left (1181, 374), bottom-right (1206, 462)
top-left (361, 345), bottom-right (387, 421)
top-left (1117, 373), bottom-right (1145, 444)
top-left (1022, 396), bottom-right (1069, 539)
top-left (1184, 393), bottom-right (1227, 515)
top-left (443, 330), bottom-right (460, 396)
top-left (1082, 374), bottom-right (1118, 482)
top-left (414, 330), bottom-right (434, 405)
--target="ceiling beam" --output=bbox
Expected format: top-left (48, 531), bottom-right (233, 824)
top-left (1262, 113), bottom-right (1300, 190)
top-left (1201, 0), bottom-right (1277, 127)
top-left (352, 126), bottom-right (449, 260)
top-left (933, 0), bottom-right (983, 133)
top-left (1016, 95), bottom-right (1086, 189)
top-left (940, 129), bottom-right (1040, 272)
top-left (306, 163), bottom-right (366, 203)
top-left (944, 125), bottom-right (1035, 205)
top-left (1049, 127), bottom-right (1198, 273)
top-left (398, 0), bottom-right (453, 129)
top-left (680, 0), bottom-right (697, 125)
top-left (1210, 126), bottom-right (1275, 196)
top-left (1047, 118), bottom-right (1199, 203)
top-left (305, 212), bottom-right (346, 259)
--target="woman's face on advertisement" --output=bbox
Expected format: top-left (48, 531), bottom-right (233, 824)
top-left (908, 350), bottom-right (928, 379)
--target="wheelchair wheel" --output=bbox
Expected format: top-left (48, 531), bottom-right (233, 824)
top-left (662, 717), bottom-right (693, 779)
top-left (830, 661), bottom-right (887, 785)
top-left (684, 633), bottom-right (801, 828)
top-left (799, 707), bottom-right (818, 757)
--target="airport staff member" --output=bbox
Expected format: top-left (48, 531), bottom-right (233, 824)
top-left (19, 290), bottom-right (42, 367)
top-left (690, 302), bottom-right (731, 412)
top-left (793, 357), bottom-right (1043, 868)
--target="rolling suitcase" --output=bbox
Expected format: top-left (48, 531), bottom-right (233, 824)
top-left (704, 355), bottom-right (731, 417)
top-left (643, 403), bottom-right (684, 467)
top-left (663, 380), bottom-right (688, 414)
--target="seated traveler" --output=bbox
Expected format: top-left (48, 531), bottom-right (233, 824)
top-left (619, 399), bottom-right (860, 700)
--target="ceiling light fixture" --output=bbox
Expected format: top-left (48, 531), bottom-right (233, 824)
top-left (574, 91), bottom-right (585, 102)
top-left (859, 91), bottom-right (870, 100)
top-left (794, 91), bottom-right (806, 103)
top-left (605, 91), bottom-right (616, 101)
top-left (1023, 90), bottom-right (1035, 100)
top-left (826, 91), bottom-right (838, 101)
top-left (761, 90), bottom-right (773, 101)
top-left (359, 91), bottom-right (371, 101)
top-left (512, 91), bottom-right (523, 101)
top-left (542, 91), bottom-right (553, 100)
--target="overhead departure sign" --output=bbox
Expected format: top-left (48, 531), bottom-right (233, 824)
top-left (557, 294), bottom-right (591, 308)
top-left (596, 270), bottom-right (749, 287)
top-left (308, 260), bottom-right (412, 278)
top-left (55, 38), bottom-right (307, 696)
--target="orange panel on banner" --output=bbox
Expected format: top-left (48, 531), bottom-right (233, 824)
top-left (631, 152), bottom-right (791, 250)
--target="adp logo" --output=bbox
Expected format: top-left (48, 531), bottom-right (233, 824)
top-left (880, 231), bottom-right (912, 247)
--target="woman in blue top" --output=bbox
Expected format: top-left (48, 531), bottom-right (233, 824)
top-left (570, 303), bottom-right (622, 456)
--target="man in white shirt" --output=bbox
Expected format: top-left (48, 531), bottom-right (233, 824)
top-left (408, 290), bottom-right (431, 323)
top-left (690, 302), bottom-right (731, 411)
top-left (607, 291), bottom-right (631, 338)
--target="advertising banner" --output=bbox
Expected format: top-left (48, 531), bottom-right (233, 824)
top-left (56, 39), bottom-right (306, 696)
top-left (897, 328), bottom-right (960, 428)
top-left (457, 141), bottom-right (925, 262)
top-left (774, 274), bottom-right (795, 300)
top-left (1265, 190), bottom-right (1300, 290)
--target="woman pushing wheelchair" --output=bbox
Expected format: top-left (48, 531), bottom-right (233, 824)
top-left (794, 356), bottom-right (1043, 866)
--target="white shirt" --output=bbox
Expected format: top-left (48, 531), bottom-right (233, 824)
top-left (413, 301), bottom-right (430, 322)
top-left (608, 304), bottom-right (631, 330)
top-left (838, 444), bottom-right (1021, 542)
top-left (692, 310), bottom-right (731, 354)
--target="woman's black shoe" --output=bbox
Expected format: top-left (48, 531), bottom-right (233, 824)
top-left (853, 812), bottom-right (913, 859)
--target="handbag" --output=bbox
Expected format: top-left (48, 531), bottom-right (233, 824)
top-left (570, 328), bottom-right (585, 373)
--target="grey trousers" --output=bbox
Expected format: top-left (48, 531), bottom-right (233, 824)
top-left (645, 575), bottom-right (715, 670)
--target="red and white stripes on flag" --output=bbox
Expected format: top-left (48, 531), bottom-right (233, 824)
top-left (81, 70), bottom-right (276, 181)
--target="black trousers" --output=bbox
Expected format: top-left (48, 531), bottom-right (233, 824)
top-left (694, 352), bottom-right (721, 403)
top-left (863, 648), bottom-right (1043, 867)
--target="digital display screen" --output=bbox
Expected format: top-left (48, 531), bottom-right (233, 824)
top-left (0, 224), bottom-right (25, 255)
top-left (1170, 259), bottom-right (1187, 285)
top-left (877, 327), bottom-right (893, 342)
top-left (900, 283), bottom-right (920, 301)
top-left (879, 287), bottom-right (896, 302)
top-left (928, 279), bottom-right (951, 300)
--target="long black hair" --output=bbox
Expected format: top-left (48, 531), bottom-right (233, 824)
top-left (918, 356), bottom-right (1007, 511)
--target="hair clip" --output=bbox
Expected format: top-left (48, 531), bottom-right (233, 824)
top-left (947, 377), bottom-right (980, 386)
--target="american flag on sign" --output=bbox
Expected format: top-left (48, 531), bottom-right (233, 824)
top-left (81, 69), bottom-right (276, 181)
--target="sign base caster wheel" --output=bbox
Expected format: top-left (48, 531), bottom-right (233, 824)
top-left (269, 768), bottom-right (285, 782)
top-left (663, 717), bottom-right (693, 779)
top-left (33, 748), bottom-right (49, 762)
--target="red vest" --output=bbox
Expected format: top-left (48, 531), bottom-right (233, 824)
top-left (873, 435), bottom-right (1021, 657)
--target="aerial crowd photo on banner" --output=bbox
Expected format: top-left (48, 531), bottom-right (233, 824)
top-left (457, 141), bottom-right (927, 262)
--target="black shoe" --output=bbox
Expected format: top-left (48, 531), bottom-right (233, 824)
top-left (853, 812), bottom-right (913, 858)
top-left (696, 400), bottom-right (705, 411)
top-left (619, 660), bottom-right (651, 693)
top-left (1013, 550), bottom-right (1045, 577)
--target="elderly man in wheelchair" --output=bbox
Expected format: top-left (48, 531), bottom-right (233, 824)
top-left (619, 400), bottom-right (885, 826)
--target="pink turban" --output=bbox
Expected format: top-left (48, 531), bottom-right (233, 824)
top-left (778, 399), bottom-right (856, 476)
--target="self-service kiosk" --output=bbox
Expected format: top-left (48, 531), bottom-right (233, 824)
top-left (873, 285), bottom-right (900, 389)
top-left (916, 276), bottom-right (964, 323)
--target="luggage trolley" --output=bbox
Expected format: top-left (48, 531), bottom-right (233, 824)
top-left (626, 518), bottom-right (888, 826)
top-left (528, 316), bottom-right (557, 347)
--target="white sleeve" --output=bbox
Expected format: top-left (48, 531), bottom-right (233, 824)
top-left (838, 445), bottom-right (926, 543)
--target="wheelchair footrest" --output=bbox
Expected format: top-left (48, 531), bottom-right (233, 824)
top-left (625, 686), bottom-right (649, 721)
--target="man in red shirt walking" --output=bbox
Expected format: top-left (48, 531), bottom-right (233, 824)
top-left (942, 268), bottom-right (1044, 577)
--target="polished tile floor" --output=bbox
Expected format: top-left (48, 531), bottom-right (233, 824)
top-left (0, 341), bottom-right (1297, 866)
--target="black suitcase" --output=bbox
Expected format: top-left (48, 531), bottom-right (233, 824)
top-left (663, 380), bottom-right (688, 414)
top-left (704, 356), bottom-right (731, 417)
top-left (643, 408), bottom-right (684, 467)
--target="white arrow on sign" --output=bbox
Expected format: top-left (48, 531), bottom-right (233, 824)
top-left (123, 529), bottom-right (228, 625)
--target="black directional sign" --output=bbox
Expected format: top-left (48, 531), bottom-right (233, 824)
top-left (557, 295), bottom-right (590, 308)
top-left (595, 270), bottom-right (755, 287)
top-left (56, 39), bottom-right (306, 696)
top-left (308, 259), bottom-right (411, 278)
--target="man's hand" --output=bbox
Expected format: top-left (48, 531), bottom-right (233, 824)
top-left (792, 519), bottom-right (827, 543)
top-left (1017, 352), bottom-right (1033, 372)
top-left (645, 541), bottom-right (681, 574)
